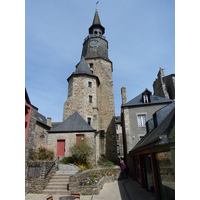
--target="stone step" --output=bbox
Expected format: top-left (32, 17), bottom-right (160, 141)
top-left (42, 189), bottom-right (70, 195)
top-left (51, 175), bottom-right (69, 179)
top-left (48, 180), bottom-right (69, 184)
top-left (58, 164), bottom-right (80, 171)
top-left (45, 185), bottom-right (67, 190)
top-left (56, 171), bottom-right (77, 175)
top-left (51, 175), bottom-right (70, 179)
top-left (47, 182), bottom-right (69, 186)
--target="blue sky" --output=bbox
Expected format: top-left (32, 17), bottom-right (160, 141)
top-left (25, 0), bottom-right (175, 122)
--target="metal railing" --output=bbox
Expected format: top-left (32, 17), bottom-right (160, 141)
top-left (84, 34), bottom-right (106, 42)
top-left (44, 157), bottom-right (59, 179)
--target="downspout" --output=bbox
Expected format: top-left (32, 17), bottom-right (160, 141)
top-left (94, 131), bottom-right (97, 164)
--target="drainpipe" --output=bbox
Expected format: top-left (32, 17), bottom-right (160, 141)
top-left (94, 132), bottom-right (97, 164)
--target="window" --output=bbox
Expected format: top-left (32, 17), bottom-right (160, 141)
top-left (116, 134), bottom-right (119, 141)
top-left (155, 151), bottom-right (175, 198)
top-left (116, 124), bottom-right (118, 130)
top-left (87, 117), bottom-right (91, 125)
top-left (117, 145), bottom-right (120, 154)
top-left (143, 94), bottom-right (149, 103)
top-left (76, 134), bottom-right (84, 143)
top-left (89, 95), bottom-right (92, 103)
top-left (88, 82), bottom-right (92, 88)
top-left (137, 114), bottom-right (146, 127)
top-left (100, 130), bottom-right (105, 138)
top-left (90, 63), bottom-right (93, 68)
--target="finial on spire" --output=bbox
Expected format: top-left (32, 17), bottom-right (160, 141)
top-left (96, 0), bottom-right (99, 10)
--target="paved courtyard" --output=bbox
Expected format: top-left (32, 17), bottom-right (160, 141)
top-left (25, 177), bottom-right (155, 200)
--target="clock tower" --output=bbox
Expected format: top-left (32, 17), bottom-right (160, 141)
top-left (82, 10), bottom-right (109, 62)
top-left (63, 9), bottom-right (118, 163)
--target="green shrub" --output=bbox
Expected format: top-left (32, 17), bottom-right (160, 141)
top-left (60, 156), bottom-right (75, 164)
top-left (97, 158), bottom-right (115, 168)
top-left (69, 138), bottom-right (93, 164)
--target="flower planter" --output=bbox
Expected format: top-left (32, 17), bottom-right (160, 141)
top-left (70, 175), bottom-right (114, 195)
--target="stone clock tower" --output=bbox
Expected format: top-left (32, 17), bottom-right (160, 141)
top-left (63, 10), bottom-right (118, 163)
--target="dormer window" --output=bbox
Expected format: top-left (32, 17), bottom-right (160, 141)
top-left (142, 89), bottom-right (152, 103)
top-left (143, 94), bottom-right (149, 103)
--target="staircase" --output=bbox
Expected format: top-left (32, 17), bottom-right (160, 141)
top-left (42, 164), bottom-right (80, 195)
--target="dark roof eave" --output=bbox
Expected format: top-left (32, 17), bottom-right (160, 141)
top-left (67, 73), bottom-right (100, 84)
top-left (129, 142), bottom-right (170, 156)
top-left (122, 101), bottom-right (173, 108)
top-left (130, 136), bottom-right (163, 154)
top-left (48, 129), bottom-right (96, 134)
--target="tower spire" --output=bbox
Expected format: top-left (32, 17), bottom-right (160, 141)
top-left (96, 1), bottom-right (99, 10)
top-left (89, 9), bottom-right (105, 35)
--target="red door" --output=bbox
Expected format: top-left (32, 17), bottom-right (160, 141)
top-left (57, 140), bottom-right (65, 156)
top-left (76, 134), bottom-right (84, 144)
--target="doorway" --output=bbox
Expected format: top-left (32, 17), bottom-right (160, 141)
top-left (57, 140), bottom-right (65, 156)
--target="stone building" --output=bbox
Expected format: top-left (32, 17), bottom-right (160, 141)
top-left (121, 87), bottom-right (173, 176)
top-left (62, 10), bottom-right (118, 163)
top-left (25, 88), bottom-right (51, 194)
top-left (48, 111), bottom-right (98, 164)
top-left (153, 67), bottom-right (175, 100)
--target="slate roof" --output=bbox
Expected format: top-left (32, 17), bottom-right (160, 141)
top-left (67, 57), bottom-right (100, 83)
top-left (74, 56), bottom-right (94, 75)
top-left (129, 102), bottom-right (175, 154)
top-left (48, 111), bottom-right (96, 133)
top-left (36, 112), bottom-right (51, 129)
top-left (122, 88), bottom-right (173, 107)
top-left (89, 10), bottom-right (105, 35)
top-left (51, 122), bottom-right (61, 129)
top-left (92, 10), bottom-right (101, 25)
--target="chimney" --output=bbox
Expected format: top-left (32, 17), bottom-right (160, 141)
top-left (158, 67), bottom-right (165, 84)
top-left (47, 117), bottom-right (52, 127)
top-left (121, 87), bottom-right (127, 105)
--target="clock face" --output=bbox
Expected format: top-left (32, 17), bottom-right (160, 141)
top-left (89, 40), bottom-right (98, 47)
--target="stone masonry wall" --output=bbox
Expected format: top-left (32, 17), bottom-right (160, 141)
top-left (69, 166), bottom-right (121, 195)
top-left (26, 161), bottom-right (57, 194)
top-left (34, 123), bottom-right (49, 148)
top-left (47, 132), bottom-right (98, 164)
top-left (63, 75), bottom-right (98, 130)
top-left (62, 57), bottom-right (118, 163)
top-left (25, 106), bottom-right (38, 194)
top-left (86, 58), bottom-right (118, 164)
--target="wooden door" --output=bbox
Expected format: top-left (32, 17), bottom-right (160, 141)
top-left (57, 140), bottom-right (65, 156)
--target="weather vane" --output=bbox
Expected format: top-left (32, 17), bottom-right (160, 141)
top-left (96, 0), bottom-right (99, 10)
